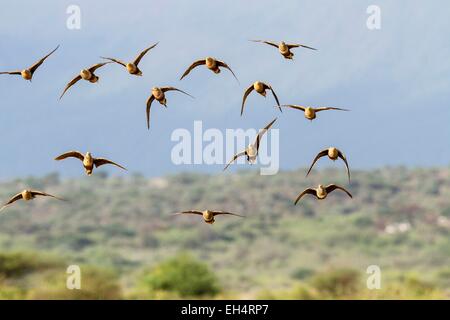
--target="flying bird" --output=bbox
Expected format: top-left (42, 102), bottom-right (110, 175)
top-left (180, 57), bottom-right (238, 82)
top-left (306, 147), bottom-right (351, 182)
top-left (279, 105), bottom-right (349, 121)
top-left (59, 62), bottom-right (111, 99)
top-left (174, 210), bottom-right (244, 224)
top-left (0, 45), bottom-right (59, 81)
top-left (241, 81), bottom-right (281, 116)
top-left (0, 190), bottom-right (65, 212)
top-left (250, 40), bottom-right (316, 59)
top-left (294, 184), bottom-right (352, 205)
top-left (54, 151), bottom-right (126, 175)
top-left (224, 118), bottom-right (277, 171)
top-left (146, 86), bottom-right (194, 129)
top-left (101, 42), bottom-right (158, 76)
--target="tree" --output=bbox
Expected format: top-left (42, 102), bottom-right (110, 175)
top-left (139, 254), bottom-right (220, 298)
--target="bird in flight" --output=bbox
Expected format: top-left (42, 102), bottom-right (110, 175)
top-left (294, 184), bottom-right (352, 205)
top-left (54, 151), bottom-right (126, 175)
top-left (224, 118), bottom-right (277, 171)
top-left (146, 86), bottom-right (194, 129)
top-left (0, 45), bottom-right (59, 81)
top-left (174, 210), bottom-right (244, 224)
top-left (59, 62), bottom-right (111, 99)
top-left (101, 42), bottom-right (158, 76)
top-left (0, 190), bottom-right (65, 212)
top-left (180, 57), bottom-right (238, 82)
top-left (250, 40), bottom-right (316, 59)
top-left (306, 147), bottom-right (351, 182)
top-left (278, 105), bottom-right (349, 121)
top-left (241, 81), bottom-right (281, 116)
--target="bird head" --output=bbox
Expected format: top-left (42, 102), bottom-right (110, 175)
top-left (205, 57), bottom-right (216, 68)
top-left (80, 69), bottom-right (92, 80)
top-left (152, 87), bottom-right (163, 99)
top-left (21, 190), bottom-right (32, 200)
top-left (126, 63), bottom-right (137, 73)
top-left (203, 210), bottom-right (215, 224)
top-left (21, 69), bottom-right (32, 80)
top-left (328, 147), bottom-right (338, 159)
top-left (253, 81), bottom-right (265, 94)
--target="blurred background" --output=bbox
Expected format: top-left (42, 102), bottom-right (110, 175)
top-left (0, 0), bottom-right (449, 299)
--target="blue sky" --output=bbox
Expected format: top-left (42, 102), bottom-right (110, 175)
top-left (0, 0), bottom-right (449, 178)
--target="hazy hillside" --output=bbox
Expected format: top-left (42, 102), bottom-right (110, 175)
top-left (0, 166), bottom-right (449, 299)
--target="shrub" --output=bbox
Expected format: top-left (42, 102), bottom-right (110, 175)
top-left (311, 268), bottom-right (361, 298)
top-left (139, 254), bottom-right (220, 298)
top-left (26, 267), bottom-right (122, 300)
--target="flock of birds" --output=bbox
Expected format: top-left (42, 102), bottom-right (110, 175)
top-left (0, 40), bottom-right (353, 223)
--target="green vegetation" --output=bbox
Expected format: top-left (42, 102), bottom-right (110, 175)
top-left (0, 167), bottom-right (449, 299)
top-left (137, 253), bottom-right (220, 298)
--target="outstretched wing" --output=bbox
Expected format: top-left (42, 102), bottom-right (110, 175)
top-left (93, 158), bottom-right (127, 171)
top-left (0, 193), bottom-right (24, 211)
top-left (279, 104), bottom-right (306, 111)
top-left (306, 149), bottom-right (328, 177)
top-left (263, 83), bottom-right (281, 112)
top-left (133, 42), bottom-right (158, 66)
top-left (0, 71), bottom-right (21, 75)
top-left (54, 151), bottom-right (84, 162)
top-left (174, 210), bottom-right (203, 216)
top-left (223, 151), bottom-right (246, 171)
top-left (146, 95), bottom-right (155, 129)
top-left (88, 62), bottom-right (110, 73)
top-left (100, 57), bottom-right (126, 67)
top-left (287, 43), bottom-right (317, 50)
top-left (315, 107), bottom-right (349, 112)
top-left (212, 211), bottom-right (245, 218)
top-left (241, 84), bottom-right (255, 116)
top-left (216, 60), bottom-right (239, 83)
top-left (325, 185), bottom-right (353, 198)
top-left (250, 40), bottom-right (279, 48)
top-left (59, 74), bottom-right (82, 99)
top-left (30, 190), bottom-right (66, 201)
top-left (337, 150), bottom-right (351, 182)
top-left (294, 188), bottom-right (317, 205)
top-left (254, 117), bottom-right (277, 150)
top-left (180, 59), bottom-right (205, 80)
top-left (161, 87), bottom-right (194, 98)
top-left (29, 45), bottom-right (59, 74)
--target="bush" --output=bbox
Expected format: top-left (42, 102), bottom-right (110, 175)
top-left (311, 268), bottom-right (361, 298)
top-left (0, 252), bottom-right (60, 278)
top-left (138, 254), bottom-right (220, 298)
top-left (26, 267), bottom-right (122, 300)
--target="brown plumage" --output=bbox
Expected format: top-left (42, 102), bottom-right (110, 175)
top-left (224, 118), bottom-right (277, 170)
top-left (241, 81), bottom-right (281, 116)
top-left (0, 45), bottom-right (59, 81)
top-left (294, 184), bottom-right (352, 205)
top-left (101, 42), bottom-right (158, 76)
top-left (174, 210), bottom-right (244, 224)
top-left (0, 189), bottom-right (65, 212)
top-left (180, 56), bottom-right (238, 82)
top-left (146, 86), bottom-right (194, 129)
top-left (306, 147), bottom-right (351, 182)
top-left (250, 40), bottom-right (316, 59)
top-left (54, 151), bottom-right (126, 175)
top-left (279, 105), bottom-right (349, 121)
top-left (59, 62), bottom-right (111, 99)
